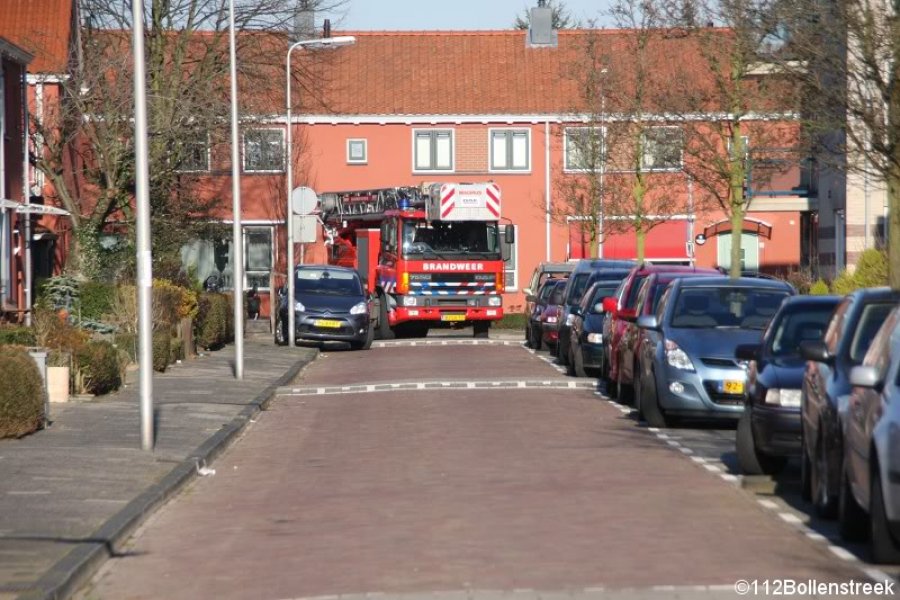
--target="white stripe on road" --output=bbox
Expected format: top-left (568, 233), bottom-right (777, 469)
top-left (278, 379), bottom-right (597, 397)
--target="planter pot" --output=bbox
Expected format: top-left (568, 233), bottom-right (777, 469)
top-left (47, 366), bottom-right (70, 404)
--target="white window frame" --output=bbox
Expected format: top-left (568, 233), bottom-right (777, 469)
top-left (504, 224), bottom-right (519, 292)
top-left (347, 138), bottom-right (368, 164)
top-left (489, 128), bottom-right (531, 172)
top-left (564, 126), bottom-right (606, 173)
top-left (412, 129), bottom-right (455, 173)
top-left (243, 128), bottom-right (285, 173)
top-left (641, 126), bottom-right (683, 171)
top-left (244, 226), bottom-right (274, 291)
top-left (177, 133), bottom-right (211, 173)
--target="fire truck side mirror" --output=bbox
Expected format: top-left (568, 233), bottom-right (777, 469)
top-left (504, 224), bottom-right (516, 244)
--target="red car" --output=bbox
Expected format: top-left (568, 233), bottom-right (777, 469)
top-left (602, 264), bottom-right (719, 401)
top-left (541, 302), bottom-right (564, 350)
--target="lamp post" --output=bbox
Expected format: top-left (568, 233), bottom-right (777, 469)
top-left (228, 0), bottom-right (244, 379)
top-left (285, 35), bottom-right (354, 347)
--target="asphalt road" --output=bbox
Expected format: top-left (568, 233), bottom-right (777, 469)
top-left (77, 335), bottom-right (894, 600)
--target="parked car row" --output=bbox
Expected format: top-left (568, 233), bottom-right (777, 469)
top-left (524, 260), bottom-right (900, 564)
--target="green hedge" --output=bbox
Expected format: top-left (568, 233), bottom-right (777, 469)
top-left (495, 313), bottom-right (528, 330)
top-left (809, 279), bottom-right (830, 295)
top-left (75, 340), bottom-right (121, 396)
top-left (195, 293), bottom-right (232, 350)
top-left (114, 332), bottom-right (137, 363)
top-left (0, 347), bottom-right (44, 438)
top-left (153, 331), bottom-right (171, 373)
top-left (0, 325), bottom-right (36, 346)
top-left (78, 281), bottom-right (116, 321)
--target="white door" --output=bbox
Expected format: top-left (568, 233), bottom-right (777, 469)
top-left (717, 232), bottom-right (759, 271)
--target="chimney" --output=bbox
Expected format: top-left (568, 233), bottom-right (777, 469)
top-left (293, 0), bottom-right (315, 41)
top-left (527, 1), bottom-right (557, 47)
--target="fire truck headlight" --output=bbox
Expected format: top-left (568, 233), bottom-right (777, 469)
top-left (294, 301), bottom-right (306, 313)
top-left (349, 302), bottom-right (368, 315)
top-left (488, 296), bottom-right (502, 307)
top-left (402, 296), bottom-right (417, 307)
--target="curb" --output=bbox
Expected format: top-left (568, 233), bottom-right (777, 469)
top-left (19, 348), bottom-right (317, 600)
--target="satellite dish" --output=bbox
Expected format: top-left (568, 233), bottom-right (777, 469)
top-left (291, 186), bottom-right (318, 215)
top-left (695, 233), bottom-right (707, 246)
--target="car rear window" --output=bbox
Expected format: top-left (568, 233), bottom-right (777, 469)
top-left (566, 273), bottom-right (591, 304)
top-left (768, 305), bottom-right (836, 357)
top-left (624, 274), bottom-right (649, 309)
top-left (296, 269), bottom-right (362, 295)
top-left (670, 287), bottom-right (789, 329)
top-left (849, 302), bottom-right (897, 363)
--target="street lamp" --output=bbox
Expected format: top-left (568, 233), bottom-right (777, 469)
top-left (285, 35), bottom-right (355, 347)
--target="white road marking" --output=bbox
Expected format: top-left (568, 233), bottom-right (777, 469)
top-left (279, 380), bottom-right (596, 397)
top-left (690, 456), bottom-right (708, 464)
top-left (720, 473), bottom-right (739, 483)
top-left (778, 512), bottom-right (803, 525)
top-left (806, 531), bottom-right (828, 542)
top-left (758, 499), bottom-right (779, 510)
top-left (703, 463), bottom-right (722, 473)
top-left (828, 545), bottom-right (857, 561)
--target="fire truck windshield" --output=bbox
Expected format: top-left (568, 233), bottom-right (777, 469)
top-left (402, 221), bottom-right (500, 260)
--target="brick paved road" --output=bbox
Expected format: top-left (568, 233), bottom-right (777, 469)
top-left (79, 342), bottom-right (876, 600)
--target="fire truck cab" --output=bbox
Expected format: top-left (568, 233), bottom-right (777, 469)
top-left (320, 183), bottom-right (515, 338)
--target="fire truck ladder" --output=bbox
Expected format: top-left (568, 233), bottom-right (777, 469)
top-left (320, 186), bottom-right (425, 224)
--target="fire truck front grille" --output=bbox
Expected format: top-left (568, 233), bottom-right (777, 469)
top-left (433, 298), bottom-right (468, 307)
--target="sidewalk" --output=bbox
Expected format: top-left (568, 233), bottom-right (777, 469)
top-left (0, 336), bottom-right (317, 600)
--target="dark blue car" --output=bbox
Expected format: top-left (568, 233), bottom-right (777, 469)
top-left (735, 295), bottom-right (842, 475)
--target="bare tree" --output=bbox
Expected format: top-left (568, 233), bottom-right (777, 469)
top-left (654, 0), bottom-right (802, 277)
top-left (778, 0), bottom-right (900, 287)
top-left (31, 0), bottom-right (347, 279)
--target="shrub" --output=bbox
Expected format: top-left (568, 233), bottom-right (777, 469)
top-left (195, 293), bottom-right (230, 350)
top-left (153, 330), bottom-right (171, 372)
top-left (830, 270), bottom-right (857, 295)
top-left (74, 340), bottom-right (121, 396)
top-left (37, 275), bottom-right (80, 311)
top-left (0, 346), bottom-right (45, 438)
top-left (809, 279), bottom-right (831, 296)
top-left (496, 313), bottom-right (528, 330)
top-left (170, 335), bottom-right (185, 363)
top-left (854, 248), bottom-right (889, 289)
top-left (78, 281), bottom-right (116, 321)
top-left (0, 325), bottom-right (36, 346)
top-left (114, 332), bottom-right (138, 363)
top-left (785, 269), bottom-right (816, 295)
top-left (33, 307), bottom-right (89, 356)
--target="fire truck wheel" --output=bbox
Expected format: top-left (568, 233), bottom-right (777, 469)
top-left (473, 321), bottom-right (490, 338)
top-left (377, 294), bottom-right (395, 340)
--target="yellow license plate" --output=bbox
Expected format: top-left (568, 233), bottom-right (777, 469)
top-left (441, 314), bottom-right (466, 322)
top-left (723, 380), bottom-right (745, 394)
top-left (314, 319), bottom-right (343, 329)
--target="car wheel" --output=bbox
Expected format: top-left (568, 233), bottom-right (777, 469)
top-left (812, 431), bottom-right (838, 518)
top-left (557, 334), bottom-right (569, 366)
top-left (618, 380), bottom-right (634, 405)
top-left (274, 315), bottom-right (288, 346)
top-left (838, 466), bottom-right (870, 542)
top-left (871, 467), bottom-right (900, 564)
top-left (736, 410), bottom-right (786, 476)
top-left (377, 293), bottom-right (395, 340)
top-left (800, 430), bottom-right (813, 502)
top-left (574, 344), bottom-right (588, 378)
top-left (641, 369), bottom-right (668, 428)
top-left (351, 324), bottom-right (374, 351)
top-left (634, 370), bottom-right (644, 418)
top-left (532, 326), bottom-right (543, 351)
top-left (524, 326), bottom-right (533, 348)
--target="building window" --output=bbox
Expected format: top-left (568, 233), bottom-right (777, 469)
top-left (505, 225), bottom-right (519, 291)
top-left (347, 139), bottom-right (367, 164)
top-left (642, 126), bottom-right (683, 171)
top-left (180, 226), bottom-right (274, 291)
top-left (177, 134), bottom-right (210, 172)
top-left (490, 129), bottom-right (530, 171)
top-left (243, 129), bottom-right (284, 172)
top-left (413, 129), bottom-right (454, 172)
top-left (564, 127), bottom-right (605, 172)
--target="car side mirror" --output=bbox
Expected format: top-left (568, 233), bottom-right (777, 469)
top-left (849, 365), bottom-right (881, 389)
top-left (571, 305), bottom-right (582, 316)
top-left (602, 297), bottom-right (618, 314)
top-left (735, 343), bottom-right (761, 361)
top-left (505, 224), bottom-right (516, 244)
top-left (799, 340), bottom-right (832, 364)
top-left (593, 302), bottom-right (606, 314)
top-left (636, 315), bottom-right (660, 330)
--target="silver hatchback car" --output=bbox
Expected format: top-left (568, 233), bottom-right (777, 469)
top-left (634, 276), bottom-right (794, 427)
top-left (844, 304), bottom-right (900, 563)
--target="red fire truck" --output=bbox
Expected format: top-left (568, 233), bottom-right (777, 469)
top-left (320, 182), bottom-right (515, 338)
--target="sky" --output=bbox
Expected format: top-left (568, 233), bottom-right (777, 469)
top-left (339, 1), bottom-right (612, 31)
